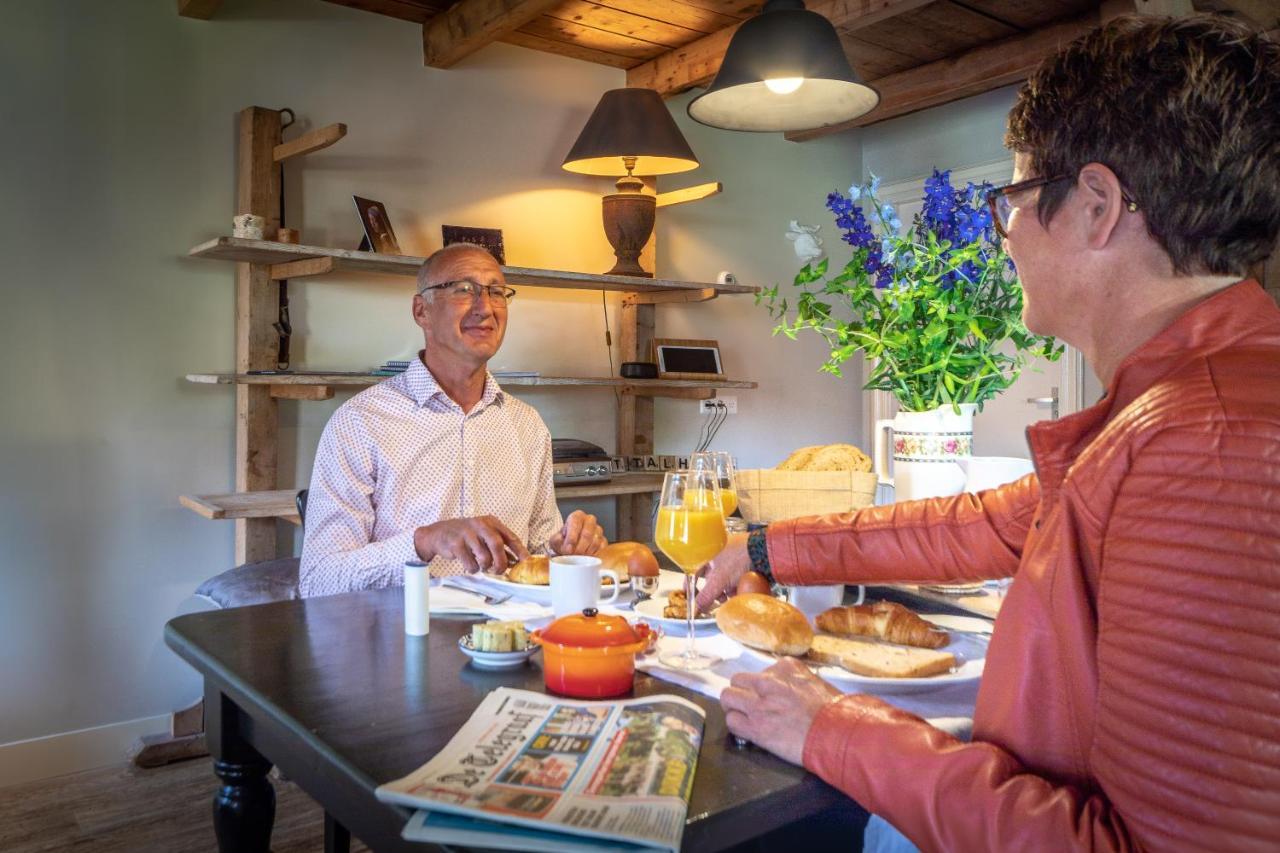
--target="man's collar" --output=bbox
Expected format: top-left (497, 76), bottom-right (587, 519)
top-left (403, 353), bottom-right (504, 410)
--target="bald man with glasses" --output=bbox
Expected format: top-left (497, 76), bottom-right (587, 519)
top-left (300, 243), bottom-right (606, 597)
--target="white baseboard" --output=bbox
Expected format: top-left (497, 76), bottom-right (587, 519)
top-left (0, 714), bottom-right (172, 789)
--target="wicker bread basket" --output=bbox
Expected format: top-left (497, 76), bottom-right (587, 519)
top-left (736, 469), bottom-right (878, 524)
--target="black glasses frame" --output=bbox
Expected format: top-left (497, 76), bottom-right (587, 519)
top-left (986, 173), bottom-right (1139, 239)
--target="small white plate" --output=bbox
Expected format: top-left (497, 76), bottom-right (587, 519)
top-left (735, 614), bottom-right (988, 695)
top-left (457, 635), bottom-right (539, 670)
top-left (479, 574), bottom-right (630, 605)
top-left (634, 596), bottom-right (719, 629)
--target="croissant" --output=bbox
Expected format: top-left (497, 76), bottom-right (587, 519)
top-left (816, 601), bottom-right (948, 649)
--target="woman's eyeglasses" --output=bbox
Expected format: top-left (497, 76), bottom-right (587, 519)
top-left (986, 174), bottom-right (1138, 239)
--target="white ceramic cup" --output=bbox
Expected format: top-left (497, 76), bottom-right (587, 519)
top-left (788, 583), bottom-right (858, 620)
top-left (549, 555), bottom-right (620, 617)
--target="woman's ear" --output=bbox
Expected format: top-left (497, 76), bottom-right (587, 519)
top-left (1076, 162), bottom-right (1126, 250)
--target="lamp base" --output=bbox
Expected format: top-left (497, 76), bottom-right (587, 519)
top-left (601, 190), bottom-right (655, 278)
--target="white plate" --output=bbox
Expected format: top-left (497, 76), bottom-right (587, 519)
top-left (457, 635), bottom-right (539, 670)
top-left (634, 596), bottom-right (719, 629)
top-left (478, 574), bottom-right (630, 605)
top-left (736, 614), bottom-right (989, 695)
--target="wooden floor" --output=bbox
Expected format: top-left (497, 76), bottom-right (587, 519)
top-left (0, 757), bottom-right (370, 852)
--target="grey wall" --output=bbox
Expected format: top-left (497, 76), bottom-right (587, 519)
top-left (0, 0), bottom-right (864, 754)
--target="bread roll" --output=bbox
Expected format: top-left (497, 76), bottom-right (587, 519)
top-left (506, 554), bottom-right (550, 585)
top-left (817, 602), bottom-right (948, 649)
top-left (775, 445), bottom-right (821, 471)
top-left (715, 594), bottom-right (813, 656)
top-left (597, 541), bottom-right (660, 582)
top-left (835, 638), bottom-right (955, 678)
top-left (804, 443), bottom-right (872, 473)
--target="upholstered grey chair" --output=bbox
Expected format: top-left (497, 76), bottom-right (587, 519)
top-left (133, 490), bottom-right (308, 767)
top-left (193, 489), bottom-right (306, 608)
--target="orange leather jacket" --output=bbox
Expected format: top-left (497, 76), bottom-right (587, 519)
top-left (767, 281), bottom-right (1280, 851)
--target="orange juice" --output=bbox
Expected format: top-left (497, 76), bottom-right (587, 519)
top-left (719, 489), bottom-right (738, 518)
top-left (682, 486), bottom-right (737, 517)
top-left (655, 507), bottom-right (727, 574)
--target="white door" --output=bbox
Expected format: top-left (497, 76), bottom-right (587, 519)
top-left (861, 162), bottom-right (1089, 467)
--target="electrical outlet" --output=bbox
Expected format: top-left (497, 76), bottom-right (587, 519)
top-left (698, 396), bottom-right (737, 415)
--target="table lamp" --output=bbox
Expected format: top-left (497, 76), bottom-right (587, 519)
top-left (563, 88), bottom-right (699, 277)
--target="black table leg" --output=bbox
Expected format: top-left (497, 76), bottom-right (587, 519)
top-left (325, 811), bottom-right (352, 853)
top-left (206, 685), bottom-right (276, 852)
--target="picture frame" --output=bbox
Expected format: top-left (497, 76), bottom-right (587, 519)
top-left (652, 338), bottom-right (725, 381)
top-left (442, 225), bottom-right (505, 265)
top-left (353, 195), bottom-right (402, 255)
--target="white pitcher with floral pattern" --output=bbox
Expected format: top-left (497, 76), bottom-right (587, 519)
top-left (873, 404), bottom-right (976, 501)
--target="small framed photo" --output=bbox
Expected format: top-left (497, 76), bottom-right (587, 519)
top-left (652, 338), bottom-right (725, 381)
top-left (353, 195), bottom-right (402, 255)
top-left (442, 225), bottom-right (505, 265)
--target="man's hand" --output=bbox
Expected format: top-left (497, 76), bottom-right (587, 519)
top-left (414, 516), bottom-right (529, 574)
top-left (695, 531), bottom-right (750, 611)
top-left (549, 510), bottom-right (606, 556)
top-left (719, 657), bottom-right (843, 765)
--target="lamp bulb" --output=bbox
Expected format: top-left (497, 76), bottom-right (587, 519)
top-left (764, 77), bottom-right (804, 95)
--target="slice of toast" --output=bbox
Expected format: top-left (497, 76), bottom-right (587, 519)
top-left (825, 636), bottom-right (956, 678)
top-left (806, 634), bottom-right (875, 666)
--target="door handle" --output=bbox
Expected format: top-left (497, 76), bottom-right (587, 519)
top-left (1026, 386), bottom-right (1060, 419)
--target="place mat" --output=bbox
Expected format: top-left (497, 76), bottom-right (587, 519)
top-left (637, 634), bottom-right (976, 737)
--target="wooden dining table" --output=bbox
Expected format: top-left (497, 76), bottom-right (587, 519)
top-left (165, 587), bottom-right (865, 852)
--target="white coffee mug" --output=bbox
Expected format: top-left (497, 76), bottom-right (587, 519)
top-left (550, 555), bottom-right (620, 617)
top-left (788, 583), bottom-right (859, 620)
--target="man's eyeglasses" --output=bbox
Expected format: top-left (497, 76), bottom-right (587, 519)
top-left (985, 174), bottom-right (1139, 239)
top-left (421, 280), bottom-right (517, 305)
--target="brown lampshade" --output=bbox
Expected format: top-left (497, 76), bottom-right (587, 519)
top-left (562, 88), bottom-right (700, 177)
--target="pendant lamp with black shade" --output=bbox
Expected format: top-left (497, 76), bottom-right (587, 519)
top-left (688, 0), bottom-right (879, 133)
top-left (563, 88), bottom-right (699, 277)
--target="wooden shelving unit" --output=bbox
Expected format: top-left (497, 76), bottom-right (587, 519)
top-left (189, 236), bottom-right (758, 296)
top-left (181, 474), bottom-right (668, 526)
top-left (184, 106), bottom-right (756, 563)
top-left (186, 372), bottom-right (757, 397)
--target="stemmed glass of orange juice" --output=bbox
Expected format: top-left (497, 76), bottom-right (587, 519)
top-left (654, 469), bottom-right (727, 670)
top-left (690, 451), bottom-right (737, 517)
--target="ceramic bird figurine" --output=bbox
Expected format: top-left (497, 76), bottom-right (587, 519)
top-left (786, 220), bottom-right (825, 266)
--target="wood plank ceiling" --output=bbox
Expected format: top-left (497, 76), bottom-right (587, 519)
top-left (189, 1), bottom-right (1280, 139)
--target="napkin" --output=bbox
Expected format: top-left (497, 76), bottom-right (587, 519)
top-left (437, 575), bottom-right (553, 621)
top-left (637, 634), bottom-right (976, 739)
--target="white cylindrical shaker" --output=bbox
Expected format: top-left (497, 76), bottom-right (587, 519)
top-left (404, 560), bottom-right (431, 636)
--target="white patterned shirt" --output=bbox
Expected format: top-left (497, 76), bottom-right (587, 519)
top-left (299, 357), bottom-right (562, 597)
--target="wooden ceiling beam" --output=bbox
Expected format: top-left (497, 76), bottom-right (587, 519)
top-left (177, 0), bottom-right (222, 19)
top-left (785, 11), bottom-right (1099, 141)
top-left (626, 0), bottom-right (934, 97)
top-left (423, 0), bottom-right (565, 68)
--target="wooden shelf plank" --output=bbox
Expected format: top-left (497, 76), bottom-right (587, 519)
top-left (181, 474), bottom-right (665, 522)
top-left (187, 237), bottom-right (758, 295)
top-left (186, 373), bottom-right (758, 394)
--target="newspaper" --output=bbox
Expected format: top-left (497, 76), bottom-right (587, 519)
top-left (376, 687), bottom-right (706, 852)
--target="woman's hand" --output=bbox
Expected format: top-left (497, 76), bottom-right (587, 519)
top-left (719, 657), bottom-right (843, 765)
top-left (695, 532), bottom-right (750, 611)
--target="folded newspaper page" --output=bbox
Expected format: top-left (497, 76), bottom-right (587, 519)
top-left (376, 687), bottom-right (706, 852)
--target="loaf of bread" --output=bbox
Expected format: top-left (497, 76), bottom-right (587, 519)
top-left (816, 601), bottom-right (949, 649)
top-left (774, 443), bottom-right (872, 473)
top-left (715, 594), bottom-right (813, 656)
top-left (597, 541), bottom-right (660, 582)
top-left (834, 638), bottom-right (956, 678)
top-left (506, 554), bottom-right (550, 585)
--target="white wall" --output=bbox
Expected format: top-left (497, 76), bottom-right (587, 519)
top-left (653, 94), bottom-right (866, 468)
top-left (0, 0), bottom-right (863, 774)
